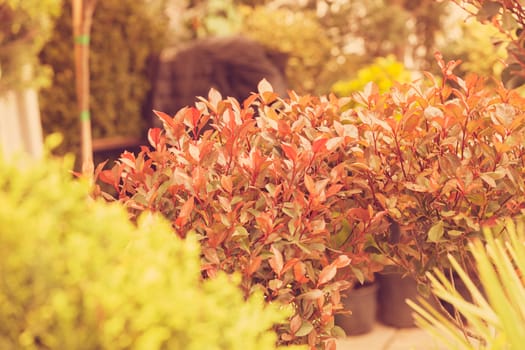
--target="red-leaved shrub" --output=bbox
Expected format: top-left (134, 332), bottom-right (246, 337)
top-left (96, 54), bottom-right (525, 348)
top-left (97, 80), bottom-right (384, 349)
top-left (360, 53), bottom-right (525, 279)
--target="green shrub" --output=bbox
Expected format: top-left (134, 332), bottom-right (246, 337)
top-left (0, 141), bottom-right (301, 350)
top-left (39, 0), bottom-right (168, 157)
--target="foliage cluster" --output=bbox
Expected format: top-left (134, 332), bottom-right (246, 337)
top-left (0, 0), bottom-right (61, 94)
top-left (98, 55), bottom-right (525, 348)
top-left (410, 217), bottom-right (525, 349)
top-left (39, 0), bottom-right (168, 158)
top-left (0, 141), bottom-right (300, 350)
top-left (360, 53), bottom-right (525, 280)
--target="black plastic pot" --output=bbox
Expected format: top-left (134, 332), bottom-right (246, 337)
top-left (376, 272), bottom-right (420, 328)
top-left (335, 282), bottom-right (378, 335)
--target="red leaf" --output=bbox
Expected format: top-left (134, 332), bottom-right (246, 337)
top-left (312, 138), bottom-right (328, 153)
top-left (281, 143), bottom-right (297, 162)
top-left (301, 289), bottom-right (324, 300)
top-left (269, 245), bottom-right (284, 276)
top-left (245, 256), bottom-right (262, 277)
top-left (185, 107), bottom-right (201, 129)
top-left (256, 212), bottom-right (274, 235)
top-left (98, 169), bottom-right (115, 186)
top-left (203, 247), bottom-right (220, 265)
top-left (220, 175), bottom-right (233, 193)
top-left (347, 207), bottom-right (371, 222)
top-left (153, 110), bottom-right (177, 130)
top-left (308, 330), bottom-right (318, 348)
top-left (148, 127), bottom-right (162, 148)
top-left (294, 261), bottom-right (310, 284)
top-left (93, 159), bottom-right (108, 179)
top-left (304, 174), bottom-right (316, 196)
top-left (282, 258), bottom-right (300, 275)
top-left (175, 196), bottom-right (194, 228)
top-left (278, 119), bottom-right (292, 136)
top-left (243, 93), bottom-right (259, 109)
top-left (326, 184), bottom-right (344, 198)
top-left (317, 264), bottom-right (337, 286)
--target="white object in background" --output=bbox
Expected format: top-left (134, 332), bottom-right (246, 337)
top-left (0, 88), bottom-right (44, 159)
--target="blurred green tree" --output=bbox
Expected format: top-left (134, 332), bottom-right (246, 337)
top-left (0, 0), bottom-right (61, 94)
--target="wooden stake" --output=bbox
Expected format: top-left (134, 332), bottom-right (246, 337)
top-left (72, 0), bottom-right (97, 176)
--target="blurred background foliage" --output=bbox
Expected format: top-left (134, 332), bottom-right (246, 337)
top-left (0, 0), bottom-right (61, 94)
top-left (169, 0), bottom-right (506, 95)
top-left (38, 0), bottom-right (168, 160)
top-left (331, 55), bottom-right (412, 97)
top-left (438, 17), bottom-right (507, 79)
top-left (15, 0), bottom-right (514, 161)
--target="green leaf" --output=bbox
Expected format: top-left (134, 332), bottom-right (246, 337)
top-left (330, 219), bottom-right (351, 248)
top-left (295, 320), bottom-right (314, 337)
top-left (232, 226), bottom-right (248, 238)
top-left (332, 325), bottom-right (347, 338)
top-left (427, 220), bottom-right (444, 242)
top-left (351, 267), bottom-right (365, 284)
top-left (447, 230), bottom-right (463, 237)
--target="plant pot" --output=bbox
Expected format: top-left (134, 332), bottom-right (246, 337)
top-left (377, 272), bottom-right (423, 328)
top-left (335, 282), bottom-right (378, 335)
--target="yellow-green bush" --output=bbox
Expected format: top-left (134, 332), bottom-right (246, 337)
top-left (331, 55), bottom-right (412, 96)
top-left (0, 143), bottom-right (301, 350)
top-left (39, 0), bottom-right (168, 157)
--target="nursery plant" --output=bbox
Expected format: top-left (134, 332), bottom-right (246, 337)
top-left (408, 217), bottom-right (525, 350)
top-left (0, 137), bottom-right (302, 350)
top-left (97, 54), bottom-right (525, 348)
top-left (96, 81), bottom-right (386, 349)
top-left (358, 52), bottom-right (525, 284)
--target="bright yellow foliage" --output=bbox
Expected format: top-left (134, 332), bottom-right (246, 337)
top-left (0, 146), bottom-right (303, 350)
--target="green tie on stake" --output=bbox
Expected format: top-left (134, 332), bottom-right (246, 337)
top-left (72, 0), bottom-right (97, 176)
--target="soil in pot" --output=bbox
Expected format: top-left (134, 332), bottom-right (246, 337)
top-left (335, 282), bottom-right (378, 335)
